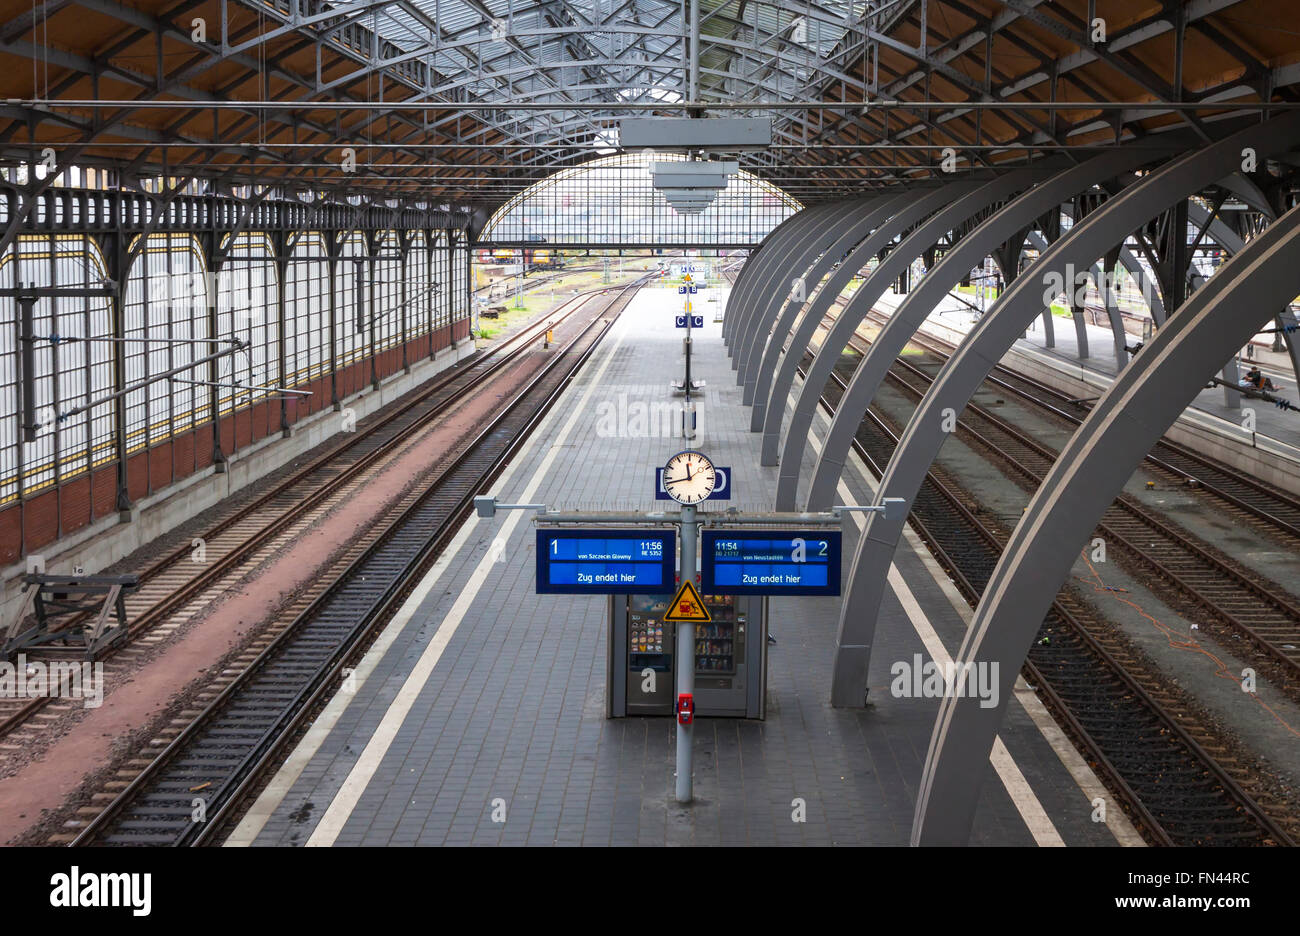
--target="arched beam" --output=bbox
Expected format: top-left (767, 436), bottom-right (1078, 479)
top-left (828, 111), bottom-right (1300, 710)
top-left (794, 148), bottom-right (1162, 523)
top-left (724, 208), bottom-right (823, 349)
top-left (740, 193), bottom-right (914, 414)
top-left (731, 200), bottom-right (874, 384)
top-left (725, 203), bottom-right (843, 353)
top-left (724, 204), bottom-right (830, 350)
top-left (745, 189), bottom-right (939, 423)
top-left (913, 200), bottom-right (1300, 846)
top-left (764, 173), bottom-right (1040, 486)
top-left (752, 182), bottom-right (986, 447)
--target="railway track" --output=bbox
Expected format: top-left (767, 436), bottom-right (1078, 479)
top-left (471, 263), bottom-right (599, 298)
top-left (875, 313), bottom-right (1300, 545)
top-left (842, 319), bottom-right (1300, 684)
top-left (808, 355), bottom-right (1295, 846)
top-left (64, 275), bottom-right (645, 846)
top-left (721, 272), bottom-right (1291, 841)
top-left (0, 277), bottom-right (647, 766)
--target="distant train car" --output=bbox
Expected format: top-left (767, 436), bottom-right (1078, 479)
top-left (530, 248), bottom-right (562, 270)
top-left (492, 248), bottom-right (517, 264)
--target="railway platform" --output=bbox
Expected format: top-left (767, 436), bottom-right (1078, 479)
top-left (229, 284), bottom-right (1136, 847)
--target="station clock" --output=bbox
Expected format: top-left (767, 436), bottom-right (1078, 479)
top-left (662, 450), bottom-right (717, 505)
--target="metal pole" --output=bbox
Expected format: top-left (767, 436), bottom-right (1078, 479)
top-left (684, 328), bottom-right (692, 398)
top-left (689, 0), bottom-right (700, 104)
top-left (19, 295), bottom-right (37, 443)
top-left (675, 502), bottom-right (697, 803)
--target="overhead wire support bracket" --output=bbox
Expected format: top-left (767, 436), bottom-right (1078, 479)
top-left (166, 376), bottom-right (314, 399)
top-left (25, 339), bottom-right (250, 440)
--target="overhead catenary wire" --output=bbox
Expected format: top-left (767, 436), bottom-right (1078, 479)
top-left (6, 98), bottom-right (1296, 112)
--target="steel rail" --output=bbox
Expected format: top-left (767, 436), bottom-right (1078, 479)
top-left (69, 276), bottom-right (646, 846)
top-left (810, 357), bottom-right (1293, 847)
top-left (0, 273), bottom-right (648, 739)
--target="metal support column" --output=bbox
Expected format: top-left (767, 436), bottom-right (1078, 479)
top-left (913, 201), bottom-right (1300, 846)
top-left (675, 503), bottom-right (697, 802)
top-left (830, 112), bottom-right (1300, 711)
top-left (747, 192), bottom-right (919, 425)
top-left (273, 232), bottom-right (290, 435)
top-left (327, 245), bottom-right (340, 408)
top-left (768, 175), bottom-right (1034, 485)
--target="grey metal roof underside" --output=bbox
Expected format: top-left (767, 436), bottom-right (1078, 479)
top-left (4, 0), bottom-right (1300, 210)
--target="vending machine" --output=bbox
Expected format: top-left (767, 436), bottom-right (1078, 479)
top-left (606, 592), bottom-right (766, 719)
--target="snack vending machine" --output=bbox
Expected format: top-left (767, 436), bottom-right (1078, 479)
top-left (607, 593), bottom-right (766, 719)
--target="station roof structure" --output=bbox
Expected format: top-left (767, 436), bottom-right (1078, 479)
top-left (4, 0), bottom-right (1300, 210)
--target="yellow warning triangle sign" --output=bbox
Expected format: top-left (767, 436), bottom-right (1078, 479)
top-left (663, 580), bottom-right (711, 623)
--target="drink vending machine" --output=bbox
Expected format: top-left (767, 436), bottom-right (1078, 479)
top-left (606, 592), bottom-right (767, 719)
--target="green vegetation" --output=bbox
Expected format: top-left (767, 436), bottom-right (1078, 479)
top-left (956, 284), bottom-right (1001, 299)
top-left (472, 263), bottom-right (657, 346)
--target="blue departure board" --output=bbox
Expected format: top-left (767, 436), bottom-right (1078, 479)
top-left (536, 530), bottom-right (676, 594)
top-left (700, 530), bottom-right (842, 596)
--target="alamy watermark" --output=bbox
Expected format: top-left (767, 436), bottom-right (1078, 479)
top-left (50, 867), bottom-right (150, 916)
top-left (889, 654), bottom-right (1000, 709)
top-left (0, 655), bottom-right (104, 708)
top-left (1040, 263), bottom-right (1158, 310)
top-left (595, 392), bottom-right (702, 438)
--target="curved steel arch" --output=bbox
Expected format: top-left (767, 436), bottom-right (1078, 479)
top-left (913, 200), bottom-right (1300, 846)
top-left (725, 204), bottom-right (835, 351)
top-left (730, 196), bottom-right (898, 367)
top-left (750, 182), bottom-right (984, 445)
top-left (829, 111), bottom-right (1300, 709)
top-left (723, 210), bottom-right (809, 347)
top-left (745, 190), bottom-right (932, 424)
top-left (1019, 229), bottom-right (1151, 367)
top-left (793, 148), bottom-right (1161, 528)
top-left (763, 172), bottom-right (1037, 484)
top-left (739, 193), bottom-right (913, 415)
top-left (733, 198), bottom-right (882, 390)
top-left (730, 201), bottom-right (862, 377)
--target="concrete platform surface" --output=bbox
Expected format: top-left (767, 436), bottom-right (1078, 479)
top-left (229, 282), bottom-right (1135, 847)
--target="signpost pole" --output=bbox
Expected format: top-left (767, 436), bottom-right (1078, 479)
top-left (684, 285), bottom-right (693, 402)
top-left (675, 503), bottom-right (697, 803)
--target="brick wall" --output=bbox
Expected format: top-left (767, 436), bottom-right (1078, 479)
top-left (0, 319), bottom-right (464, 565)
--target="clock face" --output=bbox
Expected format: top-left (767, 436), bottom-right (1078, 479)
top-left (663, 450), bottom-right (716, 505)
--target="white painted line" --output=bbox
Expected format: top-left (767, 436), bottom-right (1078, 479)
top-left (224, 516), bottom-right (482, 846)
top-left (229, 310), bottom-right (629, 847)
top-left (302, 317), bottom-right (630, 847)
top-left (803, 404), bottom-right (1066, 845)
top-left (811, 391), bottom-right (1139, 844)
